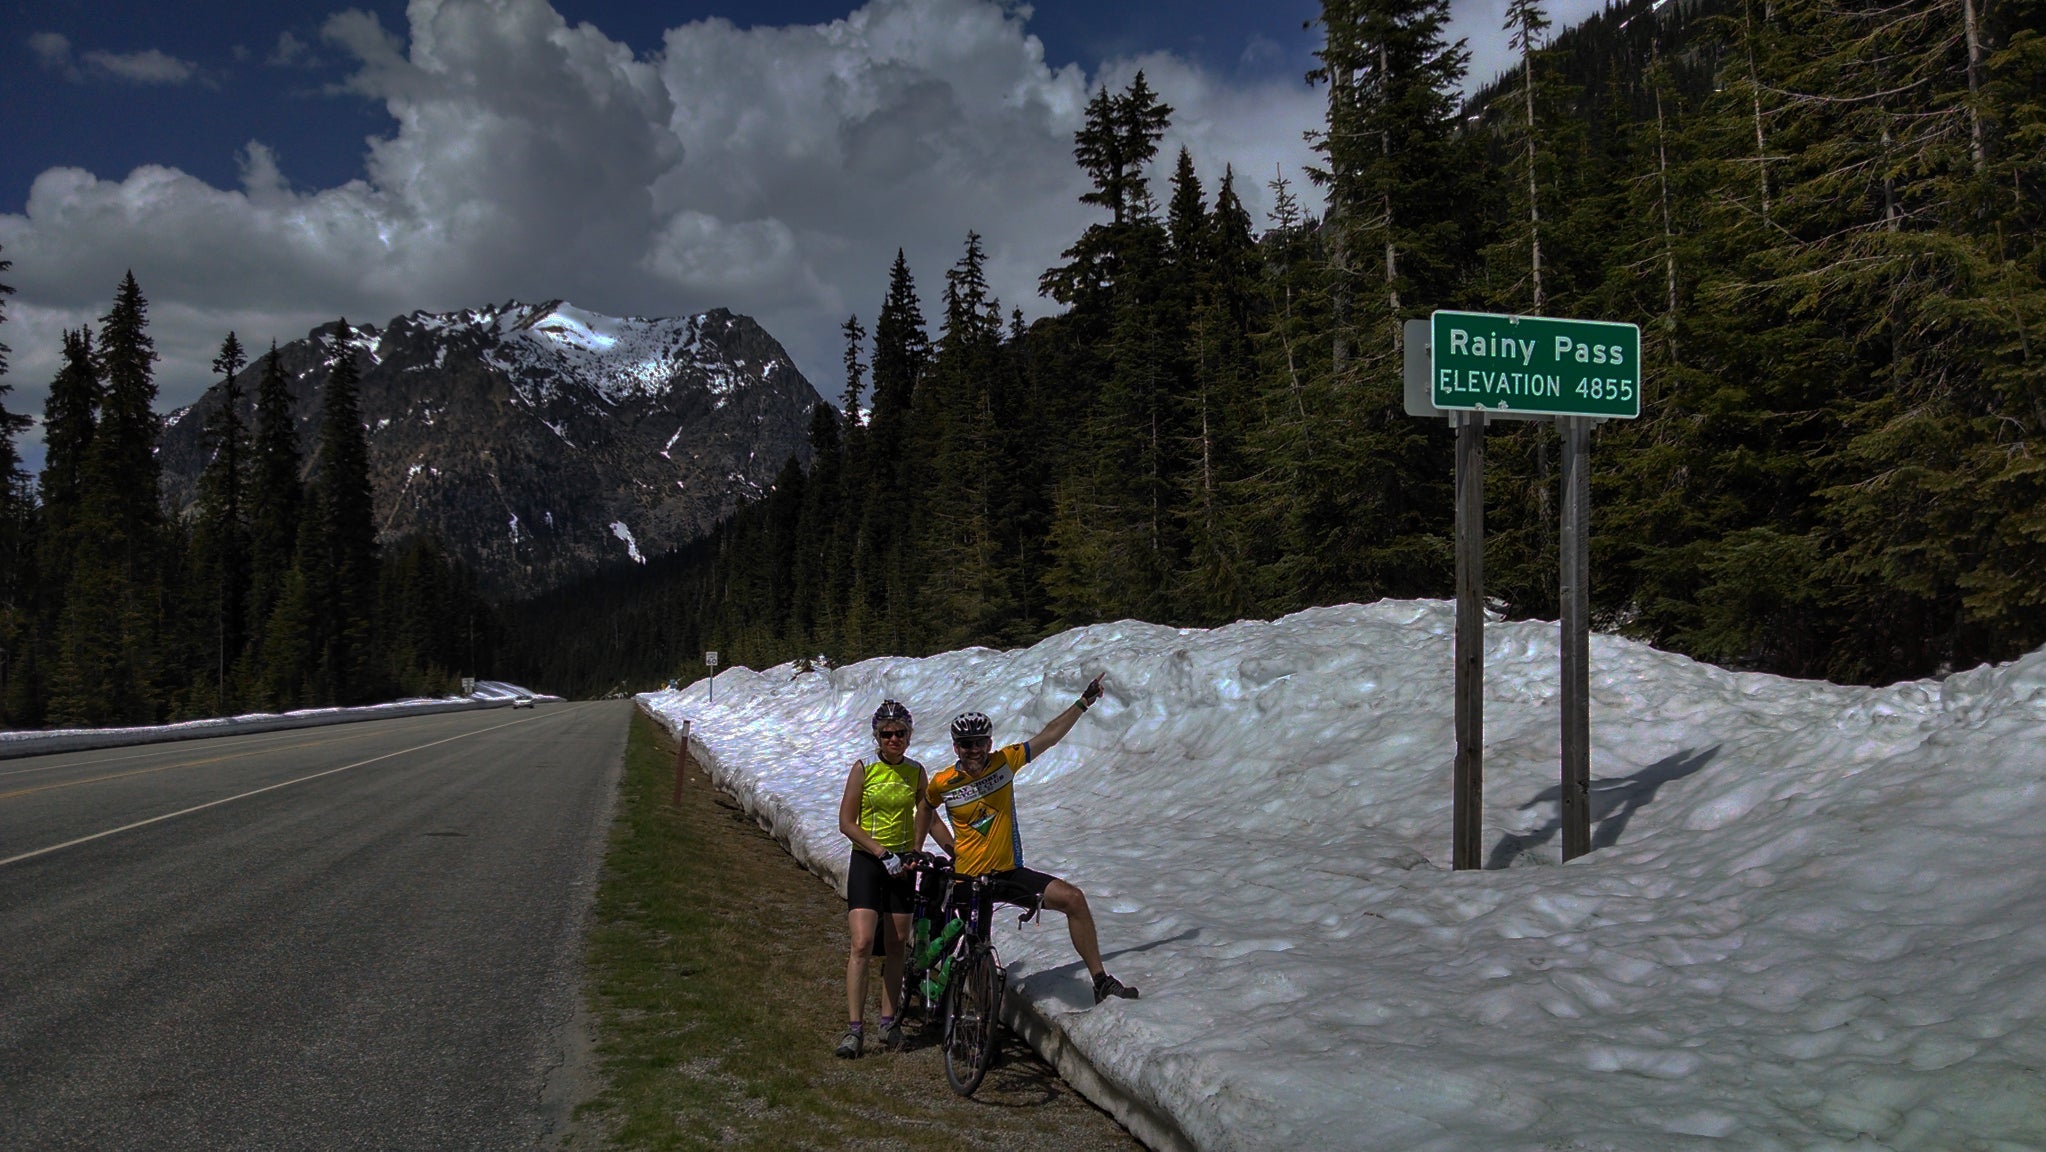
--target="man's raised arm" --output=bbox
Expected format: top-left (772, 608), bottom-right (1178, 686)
top-left (1026, 673), bottom-right (1105, 757)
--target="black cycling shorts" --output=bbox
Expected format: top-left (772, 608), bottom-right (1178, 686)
top-left (846, 850), bottom-right (916, 915)
top-left (977, 866), bottom-right (1058, 907)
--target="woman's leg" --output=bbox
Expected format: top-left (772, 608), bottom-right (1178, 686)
top-left (880, 911), bottom-right (913, 1021)
top-left (845, 907), bottom-right (880, 1024)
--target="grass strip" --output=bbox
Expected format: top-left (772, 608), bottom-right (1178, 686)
top-left (574, 708), bottom-right (1141, 1151)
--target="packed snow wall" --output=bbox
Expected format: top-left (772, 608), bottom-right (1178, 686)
top-left (640, 600), bottom-right (2046, 1152)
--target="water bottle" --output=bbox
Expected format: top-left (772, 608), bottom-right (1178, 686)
top-left (920, 956), bottom-right (953, 1003)
top-left (915, 917), bottom-right (963, 971)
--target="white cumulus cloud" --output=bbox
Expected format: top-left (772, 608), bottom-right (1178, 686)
top-left (81, 48), bottom-right (201, 85)
top-left (28, 32), bottom-right (72, 71)
top-left (0, 0), bottom-right (1327, 470)
top-left (28, 32), bottom-right (203, 85)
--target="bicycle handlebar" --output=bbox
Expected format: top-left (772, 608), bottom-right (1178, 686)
top-left (901, 856), bottom-right (1046, 927)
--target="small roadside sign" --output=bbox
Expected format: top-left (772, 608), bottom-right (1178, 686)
top-left (1431, 310), bottom-right (1641, 419)
top-left (1404, 319), bottom-right (1542, 421)
top-left (704, 651), bottom-right (719, 667)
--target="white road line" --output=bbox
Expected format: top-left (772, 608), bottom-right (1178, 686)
top-left (0, 723), bottom-right (402, 781)
top-left (0, 711), bottom-right (554, 869)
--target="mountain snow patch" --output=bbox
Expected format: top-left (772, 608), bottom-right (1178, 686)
top-left (609, 521), bottom-right (645, 564)
top-left (641, 602), bottom-right (2046, 1152)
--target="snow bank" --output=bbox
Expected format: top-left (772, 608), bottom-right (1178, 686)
top-left (638, 601), bottom-right (2046, 1151)
top-left (0, 683), bottom-right (558, 759)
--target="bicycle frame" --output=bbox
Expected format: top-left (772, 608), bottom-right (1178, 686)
top-left (939, 876), bottom-right (1004, 1095)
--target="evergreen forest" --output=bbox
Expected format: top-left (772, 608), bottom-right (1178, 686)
top-left (499, 0), bottom-right (2046, 698)
top-left (0, 264), bottom-right (493, 727)
top-left (0, 0), bottom-right (2038, 717)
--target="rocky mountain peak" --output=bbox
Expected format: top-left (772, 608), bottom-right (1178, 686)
top-left (159, 300), bottom-right (827, 600)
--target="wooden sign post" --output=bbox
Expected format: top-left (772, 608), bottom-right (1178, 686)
top-left (673, 718), bottom-right (692, 807)
top-left (1408, 313), bottom-right (1642, 867)
top-left (1453, 410), bottom-right (1486, 871)
top-left (1559, 417), bottom-right (1592, 859)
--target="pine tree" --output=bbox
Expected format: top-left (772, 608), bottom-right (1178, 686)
top-left (791, 402), bottom-right (844, 653)
top-left (762, 454), bottom-right (807, 645)
top-left (194, 333), bottom-right (251, 710)
top-left (1504, 0), bottom-right (1553, 311)
top-left (258, 516), bottom-right (322, 709)
top-left (1041, 75), bottom-right (1181, 627)
top-left (15, 327), bottom-right (103, 722)
top-left (824, 317), bottom-right (869, 656)
top-left (1947, 0), bottom-right (2046, 656)
top-left (244, 341), bottom-right (303, 673)
top-left (379, 536), bottom-right (460, 694)
top-left (1253, 0), bottom-right (1467, 611)
top-left (921, 232), bottom-right (1014, 646)
top-left (1042, 73), bottom-right (1177, 310)
top-left (840, 314), bottom-right (867, 424)
top-left (1167, 148), bottom-right (1209, 268)
top-left (0, 245), bottom-right (32, 720)
top-left (51, 273), bottom-right (167, 724)
top-left (1073, 73), bottom-right (1174, 228)
top-left (849, 252), bottom-right (928, 653)
top-left (38, 328), bottom-right (100, 556)
top-left (1175, 167), bottom-right (1264, 622)
top-left (1312, 0), bottom-right (1469, 344)
top-left (92, 273), bottom-right (164, 553)
top-left (312, 327), bottom-right (380, 703)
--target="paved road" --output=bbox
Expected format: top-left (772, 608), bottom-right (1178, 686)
top-left (0, 701), bottom-right (626, 1150)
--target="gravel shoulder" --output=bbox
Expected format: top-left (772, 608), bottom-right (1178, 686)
top-left (572, 709), bottom-right (1143, 1151)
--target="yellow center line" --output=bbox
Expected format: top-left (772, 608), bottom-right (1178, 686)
top-left (0, 710), bottom-right (560, 869)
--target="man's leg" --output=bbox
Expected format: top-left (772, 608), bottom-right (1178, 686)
top-left (1041, 876), bottom-right (1138, 1003)
top-left (1041, 878), bottom-right (1104, 977)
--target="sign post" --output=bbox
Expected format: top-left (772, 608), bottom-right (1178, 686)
top-left (1453, 410), bottom-right (1485, 871)
top-left (704, 650), bottom-right (719, 704)
top-left (1410, 312), bottom-right (1641, 866)
top-left (673, 718), bottom-right (692, 807)
top-left (1559, 417), bottom-right (1592, 858)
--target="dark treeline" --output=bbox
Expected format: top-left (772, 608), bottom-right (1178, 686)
top-left (0, 264), bottom-right (493, 727)
top-left (501, 0), bottom-right (2046, 698)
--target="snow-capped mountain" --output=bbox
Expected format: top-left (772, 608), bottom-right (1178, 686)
top-left (158, 300), bottom-right (827, 599)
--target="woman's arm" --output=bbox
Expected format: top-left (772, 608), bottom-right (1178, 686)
top-left (837, 759), bottom-right (890, 858)
top-left (912, 767), bottom-right (931, 851)
top-left (916, 767), bottom-right (955, 854)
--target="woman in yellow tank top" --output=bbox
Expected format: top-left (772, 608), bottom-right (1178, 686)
top-left (833, 700), bottom-right (950, 1058)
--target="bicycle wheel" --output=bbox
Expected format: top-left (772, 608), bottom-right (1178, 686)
top-left (942, 949), bottom-right (1001, 1096)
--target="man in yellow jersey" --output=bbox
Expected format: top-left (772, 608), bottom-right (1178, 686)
top-left (927, 674), bottom-right (1137, 1005)
top-left (835, 700), bottom-right (952, 1057)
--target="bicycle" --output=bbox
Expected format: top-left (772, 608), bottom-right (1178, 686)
top-left (901, 856), bottom-right (1040, 1096)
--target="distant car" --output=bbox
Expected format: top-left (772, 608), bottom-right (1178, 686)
top-left (512, 694), bottom-right (535, 709)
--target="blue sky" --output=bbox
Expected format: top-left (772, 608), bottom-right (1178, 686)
top-left (0, 0), bottom-right (1606, 472)
top-left (2, 1), bottom-right (1329, 216)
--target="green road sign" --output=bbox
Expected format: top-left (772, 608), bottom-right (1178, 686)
top-left (1431, 310), bottom-right (1641, 419)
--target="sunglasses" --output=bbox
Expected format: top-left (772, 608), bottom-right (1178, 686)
top-left (877, 729), bottom-right (910, 740)
top-left (953, 737), bottom-right (992, 749)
